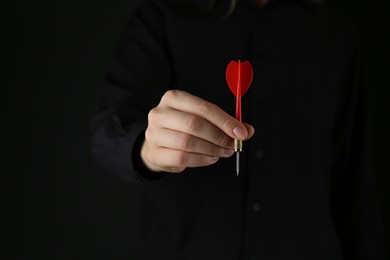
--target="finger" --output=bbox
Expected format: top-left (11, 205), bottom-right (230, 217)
top-left (149, 108), bottom-right (234, 149)
top-left (243, 123), bottom-right (255, 140)
top-left (160, 90), bottom-right (249, 140)
top-left (149, 147), bottom-right (220, 173)
top-left (146, 128), bottom-right (235, 158)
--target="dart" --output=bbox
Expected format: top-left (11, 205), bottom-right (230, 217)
top-left (226, 60), bottom-right (253, 176)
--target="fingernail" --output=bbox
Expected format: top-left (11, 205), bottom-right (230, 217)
top-left (210, 157), bottom-right (220, 163)
top-left (233, 127), bottom-right (247, 140)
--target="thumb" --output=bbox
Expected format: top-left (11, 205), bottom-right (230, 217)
top-left (242, 123), bottom-right (255, 141)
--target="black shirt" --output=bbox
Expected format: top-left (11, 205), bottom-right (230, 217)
top-left (90, 0), bottom-right (386, 259)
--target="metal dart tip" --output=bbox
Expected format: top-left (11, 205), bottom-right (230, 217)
top-left (236, 152), bottom-right (240, 176)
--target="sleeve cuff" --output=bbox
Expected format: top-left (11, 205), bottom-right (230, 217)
top-left (91, 113), bottom-right (171, 184)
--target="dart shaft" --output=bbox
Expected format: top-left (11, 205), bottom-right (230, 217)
top-left (236, 95), bottom-right (241, 121)
top-left (236, 60), bottom-right (242, 121)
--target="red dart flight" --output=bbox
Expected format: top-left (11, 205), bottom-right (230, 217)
top-left (226, 60), bottom-right (253, 121)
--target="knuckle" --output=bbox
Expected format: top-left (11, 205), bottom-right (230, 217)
top-left (211, 144), bottom-right (220, 156)
top-left (178, 133), bottom-right (194, 150)
top-left (144, 128), bottom-right (153, 142)
top-left (195, 100), bottom-right (212, 116)
top-left (221, 117), bottom-right (234, 131)
top-left (216, 133), bottom-right (232, 147)
top-left (186, 115), bottom-right (202, 132)
top-left (148, 107), bottom-right (158, 122)
top-left (148, 107), bottom-right (166, 128)
top-left (173, 151), bottom-right (189, 166)
top-left (162, 90), bottom-right (179, 104)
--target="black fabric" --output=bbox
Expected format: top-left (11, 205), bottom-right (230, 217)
top-left (90, 0), bottom-right (387, 259)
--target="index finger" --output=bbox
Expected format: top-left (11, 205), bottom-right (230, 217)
top-left (160, 90), bottom-right (249, 140)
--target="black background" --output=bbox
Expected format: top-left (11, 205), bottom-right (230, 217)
top-left (2, 0), bottom-right (389, 258)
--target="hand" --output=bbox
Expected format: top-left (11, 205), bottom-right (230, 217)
top-left (140, 90), bottom-right (255, 173)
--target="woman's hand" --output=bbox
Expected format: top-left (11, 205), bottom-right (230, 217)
top-left (140, 90), bottom-right (254, 173)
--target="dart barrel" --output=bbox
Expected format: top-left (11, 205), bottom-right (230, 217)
top-left (234, 139), bottom-right (243, 152)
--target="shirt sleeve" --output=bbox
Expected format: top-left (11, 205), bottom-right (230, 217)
top-left (90, 0), bottom-right (172, 184)
top-left (330, 24), bottom-right (388, 259)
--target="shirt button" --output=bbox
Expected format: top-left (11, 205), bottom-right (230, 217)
top-left (252, 203), bottom-right (261, 213)
top-left (255, 150), bottom-right (264, 159)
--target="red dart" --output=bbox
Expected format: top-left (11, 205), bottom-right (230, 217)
top-left (226, 60), bottom-right (253, 175)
